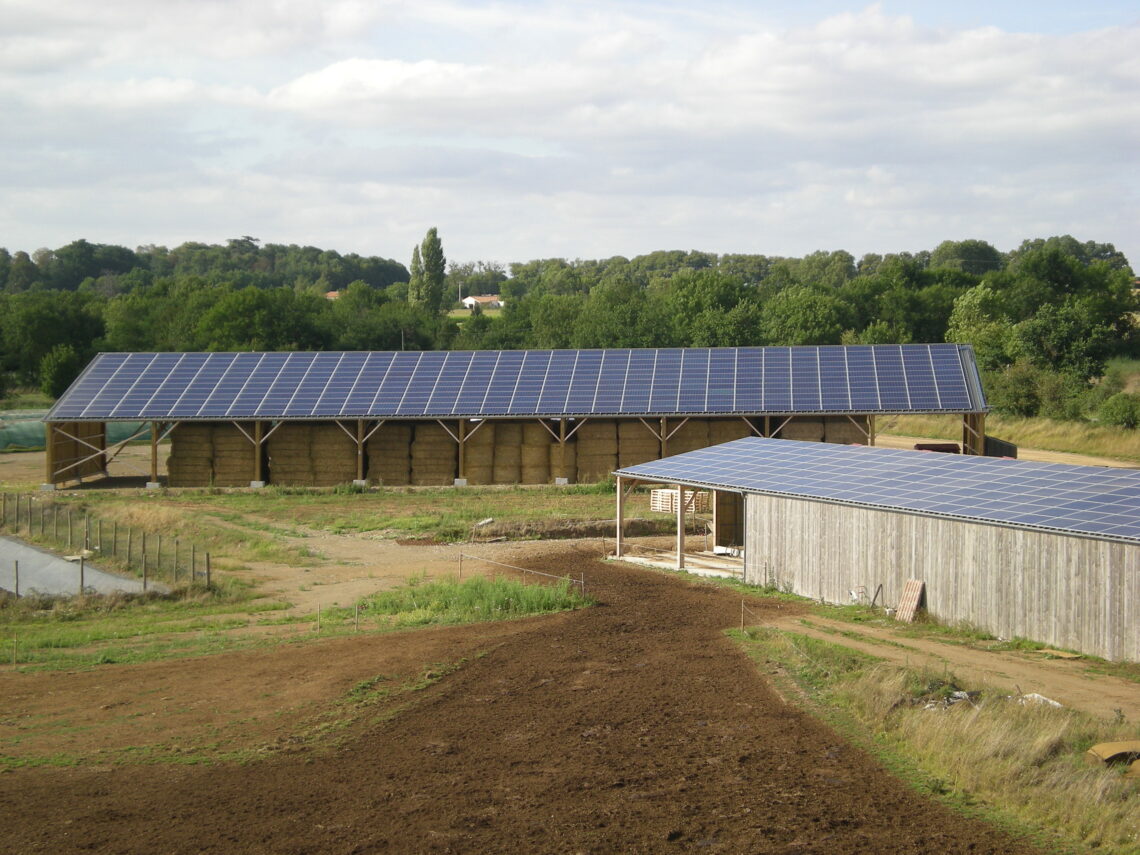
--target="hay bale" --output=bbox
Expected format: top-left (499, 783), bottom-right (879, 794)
top-left (824, 416), bottom-right (868, 444)
top-left (576, 420), bottom-right (616, 444)
top-left (665, 419), bottom-right (709, 456)
top-left (577, 452), bottom-right (616, 483)
top-left (780, 417), bottom-right (825, 442)
top-left (709, 419), bottom-right (752, 445)
top-left (522, 421), bottom-right (551, 445)
top-left (550, 442), bottom-right (576, 483)
top-left (464, 421), bottom-right (495, 450)
top-left (521, 465), bottom-right (550, 484)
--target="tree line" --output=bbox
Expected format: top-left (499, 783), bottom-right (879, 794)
top-left (0, 233), bottom-right (1135, 424)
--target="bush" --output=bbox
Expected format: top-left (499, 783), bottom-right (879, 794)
top-left (1097, 393), bottom-right (1140, 429)
top-left (39, 343), bottom-right (83, 398)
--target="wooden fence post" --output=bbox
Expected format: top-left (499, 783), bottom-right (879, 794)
top-left (191, 544), bottom-right (197, 582)
top-left (205, 553), bottom-right (211, 588)
top-left (79, 555), bottom-right (85, 595)
top-left (174, 539), bottom-right (180, 583)
top-left (127, 528), bottom-right (133, 566)
top-left (67, 510), bottom-right (73, 549)
top-left (13, 560), bottom-right (18, 598)
top-left (142, 551), bottom-right (148, 592)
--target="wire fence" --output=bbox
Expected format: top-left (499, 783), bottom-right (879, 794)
top-left (457, 552), bottom-right (586, 595)
top-left (0, 492), bottom-right (212, 593)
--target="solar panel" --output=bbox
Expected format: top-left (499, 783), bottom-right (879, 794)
top-left (46, 345), bottom-right (987, 422)
top-left (615, 437), bottom-right (1140, 544)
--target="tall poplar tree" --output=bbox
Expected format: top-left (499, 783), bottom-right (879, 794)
top-left (420, 227), bottom-right (446, 315)
top-left (407, 244), bottom-right (424, 307)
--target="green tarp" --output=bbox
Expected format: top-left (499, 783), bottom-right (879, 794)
top-left (0, 412), bottom-right (145, 451)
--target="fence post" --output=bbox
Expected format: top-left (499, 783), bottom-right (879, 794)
top-left (98, 520), bottom-right (103, 554)
top-left (127, 528), bottom-right (133, 566)
top-left (84, 514), bottom-right (90, 550)
top-left (174, 539), bottom-right (180, 583)
top-left (79, 555), bottom-right (85, 595)
top-left (205, 553), bottom-right (211, 588)
top-left (459, 553), bottom-right (463, 580)
top-left (1, 492), bottom-right (6, 526)
top-left (112, 521), bottom-right (118, 558)
top-left (191, 544), bottom-right (197, 582)
top-left (156, 535), bottom-right (162, 578)
top-left (355, 604), bottom-right (360, 633)
top-left (13, 560), bottom-right (18, 598)
top-left (67, 510), bottom-right (73, 550)
top-left (142, 550), bottom-right (148, 592)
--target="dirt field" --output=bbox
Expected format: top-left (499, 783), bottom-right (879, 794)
top-left (0, 544), bottom-right (1050, 855)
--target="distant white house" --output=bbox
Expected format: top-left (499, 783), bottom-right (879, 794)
top-left (461, 294), bottom-right (503, 310)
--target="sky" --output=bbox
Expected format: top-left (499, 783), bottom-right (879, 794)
top-left (1, 1), bottom-right (1137, 270)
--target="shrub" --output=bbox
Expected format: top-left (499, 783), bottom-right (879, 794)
top-left (1097, 392), bottom-right (1140, 429)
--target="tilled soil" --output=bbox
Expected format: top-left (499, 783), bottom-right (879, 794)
top-left (0, 545), bottom-right (1043, 854)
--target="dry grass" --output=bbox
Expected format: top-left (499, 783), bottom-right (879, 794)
top-left (881, 414), bottom-right (1140, 463)
top-left (740, 630), bottom-right (1140, 854)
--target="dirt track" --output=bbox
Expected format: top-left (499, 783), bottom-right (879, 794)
top-left (0, 545), bottom-right (1043, 854)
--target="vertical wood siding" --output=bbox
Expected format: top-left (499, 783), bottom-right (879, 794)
top-left (744, 495), bottom-right (1138, 662)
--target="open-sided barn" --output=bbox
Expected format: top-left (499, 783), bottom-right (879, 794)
top-left (43, 344), bottom-right (988, 488)
top-left (614, 437), bottom-right (1139, 662)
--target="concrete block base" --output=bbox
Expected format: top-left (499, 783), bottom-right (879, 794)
top-left (145, 481), bottom-right (162, 490)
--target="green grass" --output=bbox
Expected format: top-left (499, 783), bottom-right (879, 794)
top-left (0, 584), bottom-right (294, 671)
top-left (735, 627), bottom-right (1139, 854)
top-left (341, 573), bottom-right (591, 629)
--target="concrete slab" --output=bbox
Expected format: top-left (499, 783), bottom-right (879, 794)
top-left (0, 536), bottom-right (160, 597)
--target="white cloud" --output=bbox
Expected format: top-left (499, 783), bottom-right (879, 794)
top-left (0, 1), bottom-right (1137, 267)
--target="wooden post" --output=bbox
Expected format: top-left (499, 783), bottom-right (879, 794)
top-left (205, 553), bottom-right (211, 588)
top-left (84, 514), bottom-right (91, 550)
top-left (44, 423), bottom-right (55, 486)
top-left (191, 544), bottom-right (197, 582)
top-left (316, 603), bottom-right (321, 633)
top-left (354, 604), bottom-right (360, 633)
top-left (457, 419), bottom-right (466, 481)
top-left (142, 550), bottom-right (148, 592)
top-left (150, 421), bottom-right (160, 483)
top-left (13, 560), bottom-right (18, 598)
top-left (98, 519), bottom-right (103, 554)
top-left (356, 419), bottom-right (366, 482)
top-left (67, 510), bottom-right (73, 549)
top-left (156, 534), bottom-right (162, 576)
top-left (79, 555), bottom-right (85, 595)
top-left (615, 476), bottom-right (625, 558)
top-left (676, 484), bottom-right (685, 571)
top-left (127, 528), bottom-right (133, 566)
top-left (459, 552), bottom-right (463, 580)
top-left (174, 539), bottom-right (180, 583)
top-left (254, 421), bottom-right (264, 483)
top-left (53, 505), bottom-right (59, 541)
top-left (112, 521), bottom-right (118, 558)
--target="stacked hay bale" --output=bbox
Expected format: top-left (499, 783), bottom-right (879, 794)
top-left (366, 423), bottom-right (412, 486)
top-left (779, 417), bottom-right (825, 442)
top-left (167, 424), bottom-right (214, 486)
top-left (550, 439), bottom-right (576, 483)
top-left (521, 422), bottom-right (552, 484)
top-left (617, 420), bottom-right (660, 468)
top-left (309, 423), bottom-right (359, 486)
top-left (664, 418), bottom-right (709, 457)
top-left (411, 422), bottom-right (457, 485)
top-left (267, 424), bottom-right (313, 486)
top-left (708, 418), bottom-right (753, 446)
top-left (576, 419), bottom-right (617, 483)
top-left (462, 422), bottom-right (495, 485)
top-left (492, 422), bottom-right (523, 484)
top-left (212, 423), bottom-right (257, 486)
top-left (824, 416), bottom-right (868, 444)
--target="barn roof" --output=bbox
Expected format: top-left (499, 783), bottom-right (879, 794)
top-left (615, 437), bottom-right (1140, 544)
top-left (46, 345), bottom-right (986, 423)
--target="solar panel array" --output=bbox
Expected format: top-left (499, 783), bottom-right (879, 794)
top-left (47, 345), bottom-right (985, 422)
top-left (615, 437), bottom-right (1140, 544)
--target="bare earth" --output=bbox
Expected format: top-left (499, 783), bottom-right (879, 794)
top-left (1, 544), bottom-right (1046, 855)
top-left (0, 445), bottom-right (1134, 851)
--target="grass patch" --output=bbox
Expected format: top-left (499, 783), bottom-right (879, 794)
top-left (736, 627), bottom-right (1139, 854)
top-left (0, 584), bottom-right (292, 671)
top-left (347, 573), bottom-right (591, 629)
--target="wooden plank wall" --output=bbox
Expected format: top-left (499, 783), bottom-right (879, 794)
top-left (744, 495), bottom-right (1138, 662)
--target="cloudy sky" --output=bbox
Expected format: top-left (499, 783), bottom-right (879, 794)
top-left (2, 1), bottom-right (1137, 269)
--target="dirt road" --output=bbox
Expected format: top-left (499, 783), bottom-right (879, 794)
top-left (0, 546), bottom-right (1042, 854)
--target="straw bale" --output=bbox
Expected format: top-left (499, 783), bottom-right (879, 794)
top-left (464, 464), bottom-right (494, 486)
top-left (465, 420), bottom-right (495, 441)
top-left (549, 442), bottom-right (576, 482)
top-left (665, 419), bottom-right (710, 455)
top-left (577, 451), bottom-right (616, 483)
top-left (618, 420), bottom-right (656, 442)
top-left (521, 444), bottom-right (549, 466)
top-left (522, 422), bottom-right (551, 445)
top-left (576, 420), bottom-right (616, 443)
top-left (779, 417), bottom-right (824, 442)
top-left (824, 416), bottom-right (868, 444)
top-left (709, 419), bottom-right (752, 444)
top-left (618, 447), bottom-right (659, 468)
top-left (521, 465), bottom-right (550, 484)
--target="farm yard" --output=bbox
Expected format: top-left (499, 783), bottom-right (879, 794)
top-left (1, 541), bottom-right (1057, 855)
top-left (0, 436), bottom-right (1138, 852)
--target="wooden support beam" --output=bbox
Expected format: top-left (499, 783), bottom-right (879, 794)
top-left (615, 475), bottom-right (625, 557)
top-left (676, 483), bottom-right (685, 571)
top-left (356, 420), bottom-right (365, 481)
top-left (457, 419), bottom-right (467, 480)
top-left (150, 422), bottom-right (159, 482)
top-left (254, 421), bottom-right (265, 482)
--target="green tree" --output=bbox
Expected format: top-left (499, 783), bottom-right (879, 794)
top-left (945, 285), bottom-right (1013, 371)
top-left (929, 239), bottom-right (1003, 275)
top-left (1098, 393), bottom-right (1140, 429)
top-left (1009, 302), bottom-right (1115, 381)
top-left (759, 286), bottom-right (848, 346)
top-left (39, 343), bottom-right (84, 397)
top-left (419, 227), bottom-right (446, 315)
top-left (406, 244), bottom-right (424, 307)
